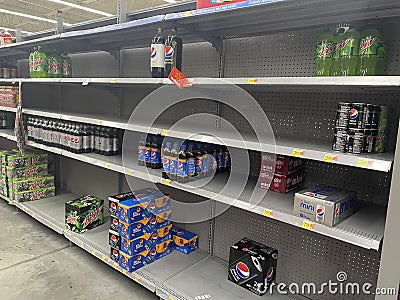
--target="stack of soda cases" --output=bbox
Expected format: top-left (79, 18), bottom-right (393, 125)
top-left (0, 149), bottom-right (55, 202)
top-left (333, 102), bottom-right (388, 154)
top-left (108, 189), bottom-right (172, 272)
top-left (26, 117), bottom-right (120, 156)
top-left (0, 86), bottom-right (19, 108)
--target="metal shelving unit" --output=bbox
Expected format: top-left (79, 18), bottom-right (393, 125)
top-left (0, 1), bottom-right (399, 299)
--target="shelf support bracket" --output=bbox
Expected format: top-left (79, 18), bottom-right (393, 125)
top-left (117, 0), bottom-right (127, 24)
top-left (180, 24), bottom-right (223, 54)
top-left (15, 29), bottom-right (22, 43)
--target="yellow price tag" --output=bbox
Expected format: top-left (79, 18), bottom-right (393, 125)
top-left (263, 209), bottom-right (274, 218)
top-left (184, 11), bottom-right (194, 17)
top-left (323, 154), bottom-right (338, 163)
top-left (122, 270), bottom-right (128, 275)
top-left (164, 179), bottom-right (172, 185)
top-left (292, 149), bottom-right (305, 157)
top-left (169, 297), bottom-right (174, 300)
top-left (110, 78), bottom-right (116, 84)
top-left (104, 164), bottom-right (111, 169)
top-left (302, 221), bottom-right (315, 230)
top-left (357, 159), bottom-right (370, 167)
top-left (96, 120), bottom-right (103, 125)
top-left (246, 78), bottom-right (258, 84)
top-left (127, 170), bottom-right (134, 175)
top-left (113, 263), bottom-right (118, 269)
top-left (161, 130), bottom-right (169, 136)
top-left (80, 242), bottom-right (83, 247)
top-left (91, 250), bottom-right (96, 255)
top-left (134, 276), bottom-right (140, 283)
top-left (101, 256), bottom-right (107, 262)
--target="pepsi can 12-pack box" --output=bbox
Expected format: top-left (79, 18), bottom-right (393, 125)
top-left (228, 238), bottom-right (278, 296)
top-left (171, 226), bottom-right (199, 254)
top-left (293, 185), bottom-right (357, 227)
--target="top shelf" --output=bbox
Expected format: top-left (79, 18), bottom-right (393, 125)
top-left (0, 0), bottom-right (399, 58)
top-left (2, 76), bottom-right (400, 91)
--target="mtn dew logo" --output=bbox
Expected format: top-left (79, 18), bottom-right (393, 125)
top-left (339, 38), bottom-right (359, 56)
top-left (82, 205), bottom-right (103, 229)
top-left (316, 40), bottom-right (334, 58)
top-left (359, 36), bottom-right (379, 55)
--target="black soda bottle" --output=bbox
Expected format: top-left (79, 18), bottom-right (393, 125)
top-left (187, 144), bottom-right (196, 180)
top-left (82, 125), bottom-right (91, 153)
top-left (177, 144), bottom-right (188, 183)
top-left (138, 135), bottom-right (145, 166)
top-left (217, 147), bottom-right (224, 173)
top-left (162, 141), bottom-right (172, 179)
top-left (90, 125), bottom-right (95, 152)
top-left (104, 128), bottom-right (113, 156)
top-left (169, 142), bottom-right (179, 181)
top-left (75, 125), bottom-right (83, 154)
top-left (99, 128), bottom-right (106, 155)
top-left (223, 146), bottom-right (231, 172)
top-left (195, 143), bottom-right (204, 178)
top-left (112, 129), bottom-right (119, 155)
top-left (165, 27), bottom-right (183, 78)
top-left (145, 137), bottom-right (152, 168)
top-left (151, 27), bottom-right (166, 78)
top-left (151, 137), bottom-right (161, 169)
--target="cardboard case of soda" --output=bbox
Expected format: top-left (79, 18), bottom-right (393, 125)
top-left (228, 238), bottom-right (278, 296)
top-left (171, 226), bottom-right (199, 254)
top-left (65, 195), bottom-right (104, 233)
top-left (293, 185), bottom-right (357, 227)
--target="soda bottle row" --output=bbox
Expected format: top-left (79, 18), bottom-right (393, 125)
top-left (0, 62), bottom-right (17, 79)
top-left (137, 134), bottom-right (162, 169)
top-left (151, 27), bottom-right (182, 78)
top-left (332, 102), bottom-right (388, 154)
top-left (315, 27), bottom-right (385, 77)
top-left (26, 117), bottom-right (120, 156)
top-left (29, 47), bottom-right (72, 78)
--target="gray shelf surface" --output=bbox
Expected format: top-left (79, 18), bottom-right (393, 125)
top-left (0, 128), bottom-right (17, 141)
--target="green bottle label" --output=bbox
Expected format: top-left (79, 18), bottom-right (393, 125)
top-left (377, 41), bottom-right (386, 58)
top-left (331, 43), bottom-right (341, 60)
top-left (33, 59), bottom-right (46, 72)
top-left (359, 36), bottom-right (379, 55)
top-left (63, 62), bottom-right (72, 77)
top-left (340, 38), bottom-right (359, 56)
top-left (316, 40), bottom-right (333, 58)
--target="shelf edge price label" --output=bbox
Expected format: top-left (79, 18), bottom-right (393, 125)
top-left (113, 262), bottom-right (118, 269)
top-left (302, 221), bottom-right (315, 230)
top-left (122, 270), bottom-right (128, 275)
top-left (101, 256), bottom-right (107, 262)
top-left (104, 163), bottom-right (111, 169)
top-left (247, 78), bottom-right (258, 84)
top-left (127, 170), bottom-right (134, 176)
top-left (168, 297), bottom-right (175, 300)
top-left (91, 250), bottom-right (96, 255)
top-left (323, 154), bottom-right (338, 163)
top-left (82, 78), bottom-right (91, 86)
top-left (96, 120), bottom-right (103, 125)
top-left (110, 78), bottom-right (116, 84)
top-left (134, 276), bottom-right (140, 283)
top-left (263, 209), bottom-right (274, 218)
top-left (161, 130), bottom-right (169, 136)
top-left (292, 149), bottom-right (305, 157)
top-left (164, 179), bottom-right (172, 185)
top-left (357, 158), bottom-right (372, 168)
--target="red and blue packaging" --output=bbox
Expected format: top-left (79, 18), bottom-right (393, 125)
top-left (196, 0), bottom-right (247, 9)
top-left (109, 191), bottom-right (135, 216)
top-left (120, 224), bottom-right (172, 256)
top-left (109, 229), bottom-right (121, 250)
top-left (116, 189), bottom-right (171, 223)
top-left (171, 226), bottom-right (198, 254)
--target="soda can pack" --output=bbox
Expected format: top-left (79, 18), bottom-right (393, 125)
top-left (171, 226), bottom-right (199, 255)
top-left (332, 102), bottom-right (388, 154)
top-left (228, 238), bottom-right (278, 296)
top-left (293, 185), bottom-right (357, 227)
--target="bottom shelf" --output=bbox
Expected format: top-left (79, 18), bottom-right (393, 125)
top-left (10, 194), bottom-right (298, 300)
top-left (0, 193), bottom-right (14, 205)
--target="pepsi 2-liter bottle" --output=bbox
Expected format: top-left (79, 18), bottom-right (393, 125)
top-left (151, 28), bottom-right (166, 78)
top-left (165, 27), bottom-right (182, 78)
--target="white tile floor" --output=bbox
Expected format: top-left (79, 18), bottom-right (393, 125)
top-left (0, 200), bottom-right (158, 300)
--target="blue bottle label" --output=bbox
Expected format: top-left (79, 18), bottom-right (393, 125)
top-left (151, 149), bottom-right (160, 164)
top-left (138, 146), bottom-right (144, 161)
top-left (218, 153), bottom-right (224, 168)
top-left (187, 158), bottom-right (195, 176)
top-left (195, 157), bottom-right (202, 174)
top-left (145, 147), bottom-right (151, 162)
top-left (178, 159), bottom-right (187, 177)
top-left (162, 156), bottom-right (170, 172)
top-left (170, 158), bottom-right (178, 174)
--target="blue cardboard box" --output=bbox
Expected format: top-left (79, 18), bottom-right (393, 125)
top-left (171, 226), bottom-right (199, 255)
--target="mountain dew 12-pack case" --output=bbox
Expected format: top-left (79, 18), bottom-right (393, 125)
top-left (65, 195), bottom-right (104, 233)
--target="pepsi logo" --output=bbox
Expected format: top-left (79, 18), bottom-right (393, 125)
top-left (113, 219), bottom-right (118, 225)
top-left (165, 46), bottom-right (174, 58)
top-left (136, 207), bottom-right (141, 212)
top-left (335, 206), bottom-right (340, 215)
top-left (350, 109), bottom-right (358, 120)
top-left (150, 218), bottom-right (156, 225)
top-left (123, 241), bottom-right (128, 247)
top-left (151, 47), bottom-right (157, 59)
top-left (150, 249), bottom-right (157, 256)
top-left (113, 250), bottom-right (118, 255)
top-left (111, 235), bottom-right (117, 242)
top-left (116, 195), bottom-right (123, 199)
top-left (316, 208), bottom-right (325, 217)
top-left (137, 224), bottom-right (142, 228)
top-left (149, 203), bottom-right (156, 210)
top-left (309, 193), bottom-right (315, 197)
top-left (121, 209), bottom-right (126, 216)
top-left (242, 248), bottom-right (248, 251)
top-left (236, 262), bottom-right (250, 279)
top-left (177, 231), bottom-right (184, 236)
top-left (266, 267), bottom-right (274, 282)
top-left (152, 233), bottom-right (158, 240)
top-left (122, 258), bottom-right (126, 264)
top-left (111, 202), bottom-right (116, 208)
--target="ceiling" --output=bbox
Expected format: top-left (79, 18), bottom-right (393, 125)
top-left (0, 0), bottom-right (187, 36)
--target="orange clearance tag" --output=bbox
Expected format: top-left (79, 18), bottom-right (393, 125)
top-left (168, 67), bottom-right (192, 89)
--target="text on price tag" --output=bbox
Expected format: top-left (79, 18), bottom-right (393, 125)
top-left (164, 179), bottom-right (172, 185)
top-left (302, 221), bottom-right (315, 230)
top-left (161, 130), bottom-right (169, 136)
top-left (357, 158), bottom-right (372, 168)
top-left (323, 154), bottom-right (338, 163)
top-left (263, 209), bottom-right (274, 218)
top-left (134, 276), bottom-right (140, 283)
top-left (292, 149), bottom-right (305, 157)
top-left (247, 78), bottom-right (258, 84)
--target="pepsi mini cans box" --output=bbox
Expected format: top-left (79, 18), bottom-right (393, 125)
top-left (171, 226), bottom-right (198, 254)
top-left (293, 185), bottom-right (357, 227)
top-left (110, 216), bottom-right (119, 231)
top-left (109, 191), bottom-right (135, 216)
top-left (109, 229), bottom-right (121, 250)
top-left (228, 238), bottom-right (278, 296)
top-left (110, 247), bottom-right (120, 263)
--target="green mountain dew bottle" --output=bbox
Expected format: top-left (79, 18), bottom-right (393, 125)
top-left (358, 29), bottom-right (381, 76)
top-left (47, 51), bottom-right (62, 78)
top-left (32, 46), bottom-right (47, 78)
top-left (61, 53), bottom-right (72, 78)
top-left (340, 29), bottom-right (360, 76)
top-left (330, 36), bottom-right (342, 76)
top-left (314, 33), bottom-right (334, 76)
top-left (29, 47), bottom-right (36, 78)
top-left (376, 40), bottom-right (386, 75)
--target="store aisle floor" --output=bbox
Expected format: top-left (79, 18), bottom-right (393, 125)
top-left (0, 200), bottom-right (158, 300)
